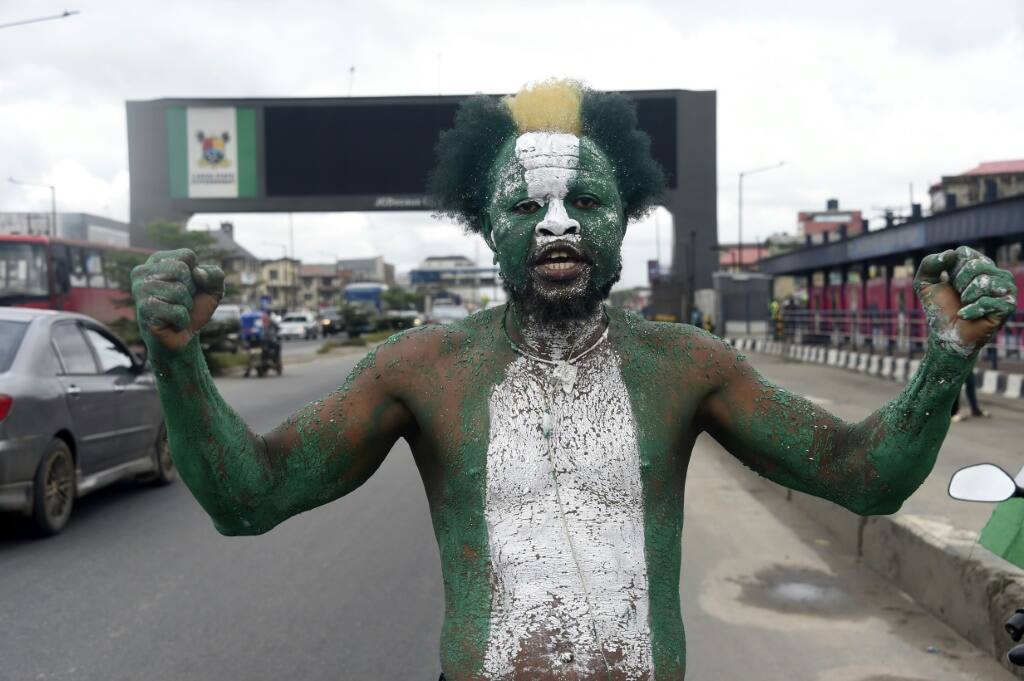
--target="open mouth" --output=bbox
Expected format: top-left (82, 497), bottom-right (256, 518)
top-left (531, 242), bottom-right (590, 282)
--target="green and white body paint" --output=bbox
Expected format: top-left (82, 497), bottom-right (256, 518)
top-left (515, 131), bottom-right (581, 234)
top-left (484, 343), bottom-right (652, 677)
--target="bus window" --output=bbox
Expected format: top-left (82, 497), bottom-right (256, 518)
top-left (69, 247), bottom-right (87, 288)
top-left (52, 244), bottom-right (71, 293)
top-left (0, 242), bottom-right (48, 300)
top-left (85, 250), bottom-right (105, 288)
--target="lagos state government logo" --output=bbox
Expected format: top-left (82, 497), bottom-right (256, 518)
top-left (196, 131), bottom-right (231, 168)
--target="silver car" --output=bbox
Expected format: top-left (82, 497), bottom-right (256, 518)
top-left (0, 308), bottom-right (171, 536)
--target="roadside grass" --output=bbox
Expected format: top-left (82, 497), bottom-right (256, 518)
top-left (318, 337), bottom-right (368, 354)
top-left (206, 351), bottom-right (249, 375)
top-left (317, 330), bottom-right (396, 354)
top-left (363, 330), bottom-right (395, 343)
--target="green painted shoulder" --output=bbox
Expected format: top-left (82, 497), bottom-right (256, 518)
top-left (375, 306), bottom-right (506, 364)
top-left (607, 307), bottom-right (736, 355)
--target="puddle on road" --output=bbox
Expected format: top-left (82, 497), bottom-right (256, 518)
top-left (734, 564), bottom-right (867, 619)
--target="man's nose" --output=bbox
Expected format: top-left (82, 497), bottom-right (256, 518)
top-left (535, 199), bottom-right (580, 237)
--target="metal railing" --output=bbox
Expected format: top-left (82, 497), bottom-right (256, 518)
top-left (774, 308), bottom-right (1024, 369)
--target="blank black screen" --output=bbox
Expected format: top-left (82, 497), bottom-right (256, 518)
top-left (264, 96), bottom-right (677, 197)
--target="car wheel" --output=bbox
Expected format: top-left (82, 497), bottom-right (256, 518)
top-left (31, 439), bottom-right (75, 536)
top-left (149, 425), bottom-right (176, 486)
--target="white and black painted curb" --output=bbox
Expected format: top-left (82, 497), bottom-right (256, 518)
top-left (722, 338), bottom-right (1024, 676)
top-left (726, 338), bottom-right (1024, 401)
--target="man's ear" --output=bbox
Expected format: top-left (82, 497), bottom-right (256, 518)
top-left (480, 213), bottom-right (497, 252)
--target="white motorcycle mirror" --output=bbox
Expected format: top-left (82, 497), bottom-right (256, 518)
top-left (949, 464), bottom-right (1020, 503)
top-left (1015, 464), bottom-right (1024, 490)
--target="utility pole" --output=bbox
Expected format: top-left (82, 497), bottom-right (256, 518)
top-left (654, 209), bottom-right (661, 263)
top-left (737, 161), bottom-right (785, 272)
top-left (9, 177), bottom-right (57, 236)
top-left (288, 212), bottom-right (295, 259)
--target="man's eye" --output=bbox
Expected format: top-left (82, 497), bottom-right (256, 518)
top-left (512, 200), bottom-right (542, 215)
top-left (572, 195), bottom-right (601, 210)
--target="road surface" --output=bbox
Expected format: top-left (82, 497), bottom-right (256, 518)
top-left (0, 349), bottom-right (1014, 680)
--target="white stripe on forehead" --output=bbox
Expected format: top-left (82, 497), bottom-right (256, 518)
top-left (514, 132), bottom-right (580, 202)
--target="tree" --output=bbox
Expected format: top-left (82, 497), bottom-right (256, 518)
top-left (105, 221), bottom-right (228, 345)
top-left (144, 220), bottom-right (222, 261)
top-left (381, 287), bottom-right (425, 312)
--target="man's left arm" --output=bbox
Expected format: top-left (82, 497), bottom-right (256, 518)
top-left (698, 247), bottom-right (1017, 515)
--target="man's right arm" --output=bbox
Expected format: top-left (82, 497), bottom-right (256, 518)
top-left (132, 250), bottom-right (413, 535)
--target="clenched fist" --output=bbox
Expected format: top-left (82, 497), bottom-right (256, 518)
top-left (914, 246), bottom-right (1017, 356)
top-left (131, 249), bottom-right (225, 351)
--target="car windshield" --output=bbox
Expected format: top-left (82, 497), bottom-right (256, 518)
top-left (282, 315), bottom-right (307, 322)
top-left (211, 307), bottom-right (241, 321)
top-left (433, 306), bottom-right (468, 320)
top-left (0, 243), bottom-right (48, 299)
top-left (0, 320), bottom-right (28, 372)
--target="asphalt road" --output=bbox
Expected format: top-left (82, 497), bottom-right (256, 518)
top-left (0, 350), bottom-right (1015, 681)
top-left (281, 337), bottom-right (327, 357)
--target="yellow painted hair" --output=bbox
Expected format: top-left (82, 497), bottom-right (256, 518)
top-left (504, 79), bottom-right (583, 135)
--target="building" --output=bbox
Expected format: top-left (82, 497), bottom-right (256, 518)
top-left (0, 212), bottom-right (130, 246)
top-left (206, 222), bottom-right (261, 306)
top-left (757, 193), bottom-right (1024, 353)
top-left (717, 244), bottom-right (771, 272)
top-left (299, 263), bottom-right (347, 310)
top-left (409, 255), bottom-right (503, 309)
top-left (336, 256), bottom-right (395, 285)
top-left (260, 257), bottom-right (301, 311)
top-left (798, 199), bottom-right (867, 245)
top-left (930, 160), bottom-right (1024, 214)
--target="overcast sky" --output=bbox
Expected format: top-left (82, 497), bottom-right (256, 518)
top-left (1, 0), bottom-right (1021, 287)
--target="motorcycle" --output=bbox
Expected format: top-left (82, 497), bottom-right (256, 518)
top-left (240, 310), bottom-right (283, 378)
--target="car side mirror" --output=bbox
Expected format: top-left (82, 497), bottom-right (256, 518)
top-left (133, 347), bottom-right (149, 373)
top-left (949, 464), bottom-right (1022, 503)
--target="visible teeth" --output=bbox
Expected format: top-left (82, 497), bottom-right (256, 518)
top-left (541, 261), bottom-right (576, 271)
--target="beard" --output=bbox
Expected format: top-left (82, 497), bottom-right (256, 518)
top-left (504, 263), bottom-right (621, 324)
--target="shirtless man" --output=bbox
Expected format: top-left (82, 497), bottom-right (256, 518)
top-left (132, 80), bottom-right (1017, 680)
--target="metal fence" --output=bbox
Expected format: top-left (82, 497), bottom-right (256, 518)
top-left (775, 308), bottom-right (1024, 369)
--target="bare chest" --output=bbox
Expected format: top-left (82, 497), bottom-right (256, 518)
top-left (482, 346), bottom-right (653, 678)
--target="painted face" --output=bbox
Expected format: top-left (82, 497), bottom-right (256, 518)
top-left (484, 132), bottom-right (625, 315)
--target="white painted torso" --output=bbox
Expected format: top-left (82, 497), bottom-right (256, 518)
top-left (483, 344), bottom-right (653, 678)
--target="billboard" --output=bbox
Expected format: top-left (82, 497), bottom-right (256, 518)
top-left (166, 107), bottom-right (258, 199)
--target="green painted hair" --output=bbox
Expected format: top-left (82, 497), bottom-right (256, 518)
top-left (428, 80), bottom-right (666, 233)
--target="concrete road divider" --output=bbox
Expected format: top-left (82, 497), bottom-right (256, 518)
top-left (894, 357), bottom-right (909, 382)
top-left (1006, 374), bottom-right (1024, 399)
top-left (981, 370), bottom-right (1002, 395)
top-left (857, 352), bottom-right (870, 372)
top-left (724, 337), bottom-right (1024, 401)
top-left (728, 339), bottom-right (1024, 404)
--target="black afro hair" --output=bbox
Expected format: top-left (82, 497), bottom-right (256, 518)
top-left (427, 96), bottom-right (518, 234)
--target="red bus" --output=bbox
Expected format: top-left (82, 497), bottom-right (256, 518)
top-left (0, 234), bottom-right (151, 325)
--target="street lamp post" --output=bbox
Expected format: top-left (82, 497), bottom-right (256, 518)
top-left (0, 10), bottom-right (79, 30)
top-left (9, 177), bottom-right (57, 236)
top-left (737, 161), bottom-right (785, 271)
top-left (737, 161), bottom-right (784, 336)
